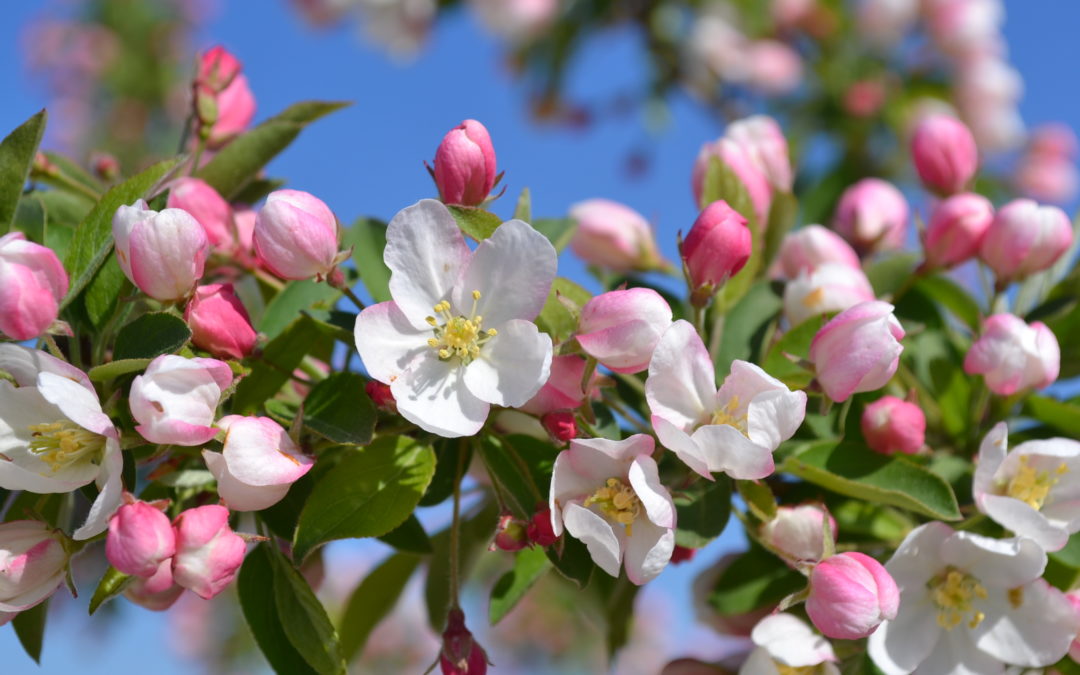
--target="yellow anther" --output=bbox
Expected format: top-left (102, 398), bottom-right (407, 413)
top-left (438, 349), bottom-right (450, 359)
top-left (1005, 455), bottom-right (1066, 510)
top-left (487, 329), bottom-right (497, 337)
top-left (472, 290), bottom-right (482, 300)
top-left (423, 293), bottom-right (497, 364)
top-left (583, 477), bottom-right (641, 536)
top-left (426, 316), bottom-right (437, 326)
top-left (28, 420), bottom-right (106, 474)
top-left (711, 395), bottom-right (748, 435)
top-left (930, 568), bottom-right (988, 630)
top-left (428, 338), bottom-right (439, 347)
top-left (1008, 587), bottom-right (1024, 609)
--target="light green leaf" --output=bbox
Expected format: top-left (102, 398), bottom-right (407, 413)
top-left (232, 315), bottom-right (335, 413)
top-left (302, 373), bottom-right (376, 445)
top-left (714, 280), bottom-right (782, 378)
top-left (513, 187), bottom-right (531, 222)
top-left (345, 217), bottom-right (392, 304)
top-left (0, 110), bottom-right (47, 233)
top-left (448, 205), bottom-right (502, 240)
top-left (915, 275), bottom-right (981, 331)
top-left (761, 315), bottom-right (823, 389)
top-left (259, 279), bottom-right (342, 341)
top-left (88, 358), bottom-right (152, 382)
top-left (533, 217), bottom-right (578, 253)
top-left (706, 545), bottom-right (803, 615)
top-left (536, 277), bottom-right (592, 343)
top-left (88, 566), bottom-right (133, 615)
top-left (489, 546), bottom-right (551, 625)
top-left (1024, 395), bottom-right (1080, 437)
top-left (762, 191), bottom-right (798, 268)
top-left (340, 553), bottom-right (420, 661)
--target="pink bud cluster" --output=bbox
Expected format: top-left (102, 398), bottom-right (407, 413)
top-left (194, 46), bottom-right (255, 148)
top-left (810, 301), bottom-right (905, 402)
top-left (1016, 124), bottom-right (1079, 203)
top-left (0, 232), bottom-right (68, 341)
top-left (568, 198), bottom-right (664, 273)
top-left (806, 551), bottom-right (899, 640)
top-left (491, 505), bottom-right (559, 551)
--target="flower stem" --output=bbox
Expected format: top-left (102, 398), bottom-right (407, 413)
top-left (449, 440), bottom-right (467, 606)
top-left (340, 286), bottom-right (368, 312)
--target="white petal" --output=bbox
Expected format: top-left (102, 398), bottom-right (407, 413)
top-left (550, 450), bottom-right (598, 537)
top-left (0, 384), bottom-right (96, 491)
top-left (980, 494), bottom-right (1068, 551)
top-left (354, 301), bottom-right (430, 384)
top-left (72, 437), bottom-right (123, 540)
top-left (917, 628), bottom-right (1002, 675)
top-left (646, 320), bottom-right (716, 431)
top-left (572, 434), bottom-right (654, 464)
top-left (391, 354), bottom-right (489, 438)
top-left (974, 580), bottom-right (1079, 667)
top-left (867, 597), bottom-right (941, 675)
top-left (563, 501), bottom-right (623, 579)
top-left (691, 424), bottom-right (774, 479)
top-left (452, 219), bottom-right (556, 326)
top-left (204, 450), bottom-right (290, 512)
top-left (222, 418), bottom-right (312, 486)
top-left (940, 533), bottom-right (1046, 588)
top-left (738, 647), bottom-right (782, 675)
top-left (0, 344), bottom-right (94, 392)
top-left (622, 516), bottom-right (674, 585)
top-left (627, 456), bottom-right (675, 529)
top-left (37, 372), bottom-right (111, 436)
top-left (652, 415), bottom-right (712, 479)
top-left (752, 613), bottom-right (837, 667)
top-left (973, 422), bottom-right (1009, 501)
top-left (885, 522), bottom-right (952, 590)
top-left (463, 319), bottom-right (551, 407)
top-left (746, 387), bottom-right (807, 452)
top-left (384, 200), bottom-right (471, 329)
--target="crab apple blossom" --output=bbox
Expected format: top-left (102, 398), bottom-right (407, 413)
top-left (575, 288), bottom-right (673, 374)
top-left (782, 262), bottom-right (876, 327)
top-left (1016, 152), bottom-right (1080, 204)
top-left (196, 45), bottom-right (241, 93)
top-left (724, 115), bottom-right (793, 192)
top-left (973, 422), bottom-right (1080, 552)
top-left (171, 505), bottom-right (246, 600)
top-left (681, 200), bottom-right (752, 297)
top-left (979, 199), bottom-right (1073, 283)
top-left (550, 435), bottom-right (676, 584)
top-left (112, 199), bottom-right (209, 302)
top-left (166, 177), bottom-right (235, 249)
top-left (0, 344), bottom-right (122, 540)
top-left (470, 0), bottom-right (558, 41)
top-left (692, 138), bottom-right (772, 223)
top-left (492, 513), bottom-right (529, 552)
top-left (568, 198), bottom-right (663, 273)
top-left (807, 551), bottom-right (899, 640)
top-left (646, 320), bottom-right (806, 480)
top-left (124, 559), bottom-right (184, 611)
top-left (253, 189), bottom-right (341, 281)
top-left (184, 283), bottom-right (258, 360)
top-left (433, 119), bottom-right (497, 206)
top-left (197, 51), bottom-right (255, 148)
top-left (0, 520), bottom-right (70, 620)
top-left (963, 313), bottom-right (1059, 395)
top-left (519, 355), bottom-right (589, 416)
top-left (833, 178), bottom-right (909, 254)
top-left (0, 231), bottom-right (68, 341)
top-left (911, 114), bottom-right (979, 195)
top-left (745, 40), bottom-right (803, 95)
top-left (775, 224), bottom-right (862, 279)
top-left (353, 199), bottom-right (556, 438)
top-left (761, 504), bottom-right (836, 565)
top-left (439, 607), bottom-right (490, 675)
top-left (738, 613), bottom-right (840, 675)
top-left (867, 522), bottom-right (1080, 674)
top-left (105, 497), bottom-right (176, 578)
top-left (923, 192), bottom-right (994, 268)
top-left (810, 301), bottom-right (905, 403)
top-left (861, 395), bottom-right (925, 455)
top-left (201, 415), bottom-right (313, 512)
top-left (129, 355), bottom-right (233, 446)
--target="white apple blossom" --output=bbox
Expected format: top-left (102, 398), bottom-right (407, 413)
top-left (549, 434), bottom-right (675, 585)
top-left (354, 199), bottom-right (556, 438)
top-left (129, 355), bottom-right (234, 446)
top-left (0, 345), bottom-right (122, 540)
top-left (646, 320), bottom-right (806, 480)
top-left (739, 613), bottom-right (840, 675)
top-left (973, 422), bottom-right (1080, 552)
top-left (868, 522), bottom-right (1079, 674)
top-left (782, 262), bottom-right (876, 327)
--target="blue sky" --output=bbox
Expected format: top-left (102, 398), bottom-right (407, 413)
top-left (3, 1), bottom-right (1080, 672)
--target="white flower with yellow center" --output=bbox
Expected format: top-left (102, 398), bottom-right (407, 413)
top-left (868, 522), bottom-right (1079, 674)
top-left (739, 613), bottom-right (839, 675)
top-left (0, 345), bottom-right (122, 540)
top-left (973, 422), bottom-right (1080, 552)
top-left (353, 199), bottom-right (556, 438)
top-left (645, 320), bottom-right (807, 480)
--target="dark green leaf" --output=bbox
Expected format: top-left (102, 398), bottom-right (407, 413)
top-left (302, 373), bottom-right (376, 445)
top-left (1024, 395), bottom-right (1080, 437)
top-left (1046, 536), bottom-right (1080, 591)
top-left (345, 217), bottom-right (392, 304)
top-left (914, 275), bottom-right (981, 331)
top-left (271, 549), bottom-right (346, 674)
top-left (239, 545), bottom-right (318, 675)
top-left (545, 534), bottom-right (594, 589)
top-left (376, 514), bottom-right (432, 554)
top-left (12, 599), bottom-right (48, 663)
top-left (674, 477), bottom-right (732, 549)
top-left (113, 312), bottom-right (192, 360)
top-left (233, 315), bottom-right (335, 413)
top-left (340, 553), bottom-right (420, 661)
top-left (88, 566), bottom-right (133, 615)
top-left (714, 281), bottom-right (782, 378)
top-left (259, 279), bottom-right (342, 340)
top-left (419, 440), bottom-right (471, 507)
top-left (489, 546), bottom-right (551, 625)
top-left (448, 205), bottom-right (503, 240)
top-left (231, 178), bottom-right (286, 204)
top-left (761, 315), bottom-right (823, 389)
top-left (42, 151), bottom-right (102, 194)
top-left (707, 545), bottom-right (804, 615)
top-left (0, 110), bottom-right (47, 233)
top-left (83, 255), bottom-right (130, 327)
top-left (87, 358), bottom-right (152, 382)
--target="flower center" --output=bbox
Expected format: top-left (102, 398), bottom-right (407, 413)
top-left (426, 291), bottom-right (497, 365)
top-left (583, 477), bottom-right (641, 536)
top-left (710, 395), bottom-right (748, 434)
top-left (929, 567), bottom-right (988, 630)
top-left (775, 664), bottom-right (825, 675)
top-left (28, 420), bottom-right (106, 474)
top-left (1004, 455), bottom-right (1067, 510)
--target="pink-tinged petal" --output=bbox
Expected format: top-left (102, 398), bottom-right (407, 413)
top-left (221, 417), bottom-right (313, 486)
top-left (627, 456), bottom-right (675, 529)
top-left (562, 501), bottom-right (623, 579)
top-left (0, 385), bottom-right (99, 492)
top-left (128, 209), bottom-right (209, 301)
top-left (124, 560), bottom-right (183, 611)
top-left (0, 344), bottom-right (94, 392)
top-left (972, 422), bottom-right (1009, 500)
top-left (867, 597), bottom-right (941, 675)
top-left (453, 219), bottom-right (557, 326)
top-left (463, 319), bottom-right (551, 407)
top-left (253, 190), bottom-right (338, 280)
top-left (0, 232), bottom-right (68, 299)
top-left (940, 532), bottom-right (1046, 588)
top-left (807, 552), bottom-right (896, 639)
top-left (136, 419), bottom-right (217, 447)
top-left (979, 494), bottom-right (1068, 551)
top-left (203, 450), bottom-right (291, 512)
top-left (576, 288), bottom-right (672, 374)
top-left (111, 200), bottom-right (150, 279)
top-left (73, 437), bottom-right (123, 540)
top-left (646, 321), bottom-right (716, 431)
top-left (571, 434), bottom-right (654, 464)
top-left (884, 522), bottom-right (952, 590)
top-left (549, 450), bottom-right (598, 536)
top-left (172, 505), bottom-right (247, 600)
top-left (751, 613), bottom-right (837, 667)
top-left (384, 200), bottom-right (471, 330)
top-left (191, 357), bottom-right (234, 391)
top-left (129, 356), bottom-right (226, 445)
top-left (519, 355), bottom-right (587, 416)
top-left (623, 517), bottom-right (674, 585)
top-left (690, 424), bottom-right (774, 480)
top-left (354, 301), bottom-right (430, 384)
top-left (391, 354), bottom-right (489, 438)
top-left (973, 579), bottom-right (1080, 667)
top-left (36, 371), bottom-right (112, 437)
top-left (0, 260), bottom-right (60, 340)
top-left (652, 415), bottom-right (712, 479)
top-left (106, 501), bottom-right (176, 577)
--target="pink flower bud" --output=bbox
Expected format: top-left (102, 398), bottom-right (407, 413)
top-left (761, 504), bottom-right (836, 564)
top-left (124, 559), bottom-right (183, 611)
top-left (526, 506), bottom-right (558, 547)
top-left (1029, 123), bottom-right (1078, 159)
top-left (106, 499), bottom-right (176, 578)
top-left (776, 225), bottom-right (861, 279)
top-left (0, 232), bottom-right (68, 341)
top-left (365, 380), bottom-right (397, 412)
top-left (682, 201), bottom-right (753, 294)
top-left (692, 139), bottom-right (772, 224)
top-left (576, 288), bottom-right (673, 374)
top-left (979, 199), bottom-right (1073, 283)
top-left (196, 45), bottom-right (242, 93)
top-left (833, 178), bottom-right (909, 254)
top-left (0, 521), bottom-right (69, 615)
top-left (541, 411), bottom-right (577, 443)
top-left (923, 193), bottom-right (994, 268)
top-left (1016, 153), bottom-right (1079, 204)
top-left (964, 313), bottom-right (1060, 395)
top-left (745, 40), bottom-right (803, 95)
top-left (520, 355), bottom-right (589, 416)
top-left (254, 190), bottom-right (339, 280)
top-left (91, 153), bottom-right (120, 181)
top-left (171, 505), bottom-right (246, 600)
top-left (568, 199), bottom-right (663, 272)
top-left (433, 119), bottom-right (497, 206)
top-left (167, 177), bottom-right (235, 249)
top-left (783, 263), bottom-right (876, 327)
top-left (911, 114), bottom-right (979, 195)
top-left (440, 608), bottom-right (489, 675)
top-left (492, 514), bottom-right (529, 552)
top-left (184, 283), bottom-right (258, 360)
top-left (112, 200), bottom-right (209, 302)
top-left (806, 552), bottom-right (898, 640)
top-left (809, 301), bottom-right (905, 402)
top-left (670, 545), bottom-right (697, 565)
top-left (129, 355), bottom-right (234, 446)
top-left (725, 115), bottom-right (793, 192)
top-left (861, 396), bottom-right (925, 455)
top-left (843, 79), bottom-right (887, 118)
top-left (206, 73), bottom-right (255, 148)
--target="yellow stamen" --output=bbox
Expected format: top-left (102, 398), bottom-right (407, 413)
top-left (583, 477), bottom-right (641, 536)
top-left (1005, 455), bottom-right (1067, 510)
top-left (775, 664), bottom-right (826, 675)
top-left (1007, 586), bottom-right (1024, 609)
top-left (425, 290), bottom-right (496, 364)
top-left (28, 420), bottom-right (106, 474)
top-left (929, 568), bottom-right (988, 630)
top-left (711, 395), bottom-right (748, 435)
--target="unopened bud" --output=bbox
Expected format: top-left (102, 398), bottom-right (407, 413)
top-left (540, 411), bottom-right (578, 443)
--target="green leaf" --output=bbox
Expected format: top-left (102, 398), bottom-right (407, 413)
top-left (513, 187), bottom-right (532, 222)
top-left (425, 500), bottom-right (499, 629)
top-left (0, 109), bottom-right (47, 233)
top-left (88, 566), bottom-right (133, 615)
top-left (113, 312), bottom-right (192, 360)
top-left (478, 435), bottom-right (552, 519)
top-left (271, 549), bottom-right (347, 675)
top-left (914, 275), bottom-right (981, 331)
top-left (865, 253), bottom-right (920, 297)
top-left (376, 514), bottom-right (432, 554)
top-left (239, 545), bottom-right (318, 675)
top-left (302, 373), bottom-right (376, 445)
top-left (12, 599), bottom-right (48, 663)
top-left (761, 315), bottom-right (823, 389)
top-left (42, 151), bottom-right (103, 194)
top-left (545, 534), bottom-right (594, 589)
top-left (259, 280), bottom-right (342, 341)
top-left (714, 281), bottom-right (782, 378)
top-left (533, 217), bottom-right (578, 253)
top-left (782, 440), bottom-right (962, 521)
top-left (1045, 536), bottom-right (1080, 591)
top-left (346, 218), bottom-right (392, 304)
top-left (233, 315), bottom-right (335, 413)
top-left (762, 191), bottom-right (798, 268)
top-left (87, 358), bottom-right (152, 382)
top-left (340, 553), bottom-right (420, 661)
top-left (707, 545), bottom-right (804, 615)
top-left (596, 573), bottom-right (639, 657)
top-left (448, 205), bottom-right (502, 240)
top-left (197, 101), bottom-right (350, 200)
top-left (674, 477), bottom-right (732, 548)
top-left (700, 155), bottom-right (757, 229)
top-left (1024, 395), bottom-right (1080, 437)
top-left (536, 277), bottom-right (592, 343)
top-left (419, 440), bottom-right (470, 507)
top-left (62, 158), bottom-right (180, 308)
top-left (489, 546), bottom-right (551, 625)
top-left (831, 500), bottom-right (914, 543)
top-left (293, 437), bottom-right (436, 561)
top-left (736, 479), bottom-right (776, 523)
top-left (83, 255), bottom-right (129, 327)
